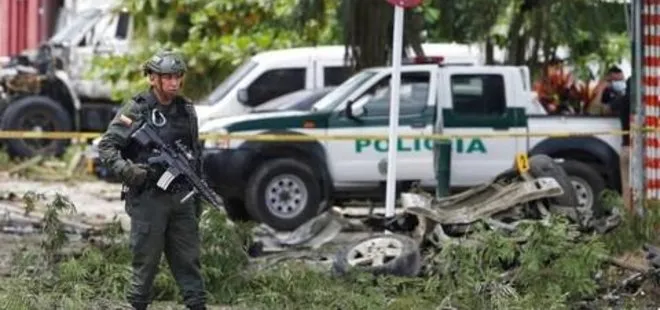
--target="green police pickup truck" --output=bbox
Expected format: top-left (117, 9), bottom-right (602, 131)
top-left (200, 63), bottom-right (623, 231)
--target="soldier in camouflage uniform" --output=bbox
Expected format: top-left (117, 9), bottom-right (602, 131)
top-left (97, 50), bottom-right (206, 310)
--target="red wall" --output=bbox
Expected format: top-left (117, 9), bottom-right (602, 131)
top-left (0, 0), bottom-right (56, 57)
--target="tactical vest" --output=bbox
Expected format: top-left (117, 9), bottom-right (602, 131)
top-left (121, 90), bottom-right (202, 174)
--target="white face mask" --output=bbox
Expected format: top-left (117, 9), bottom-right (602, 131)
top-left (611, 80), bottom-right (626, 93)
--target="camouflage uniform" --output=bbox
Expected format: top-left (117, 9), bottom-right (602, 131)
top-left (97, 51), bottom-right (206, 310)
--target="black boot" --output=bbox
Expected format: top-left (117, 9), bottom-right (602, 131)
top-left (131, 302), bottom-right (148, 310)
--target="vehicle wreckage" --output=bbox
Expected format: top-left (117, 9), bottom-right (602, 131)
top-left (0, 153), bottom-right (634, 280)
top-left (248, 153), bottom-right (624, 277)
top-left (0, 7), bottom-right (127, 159)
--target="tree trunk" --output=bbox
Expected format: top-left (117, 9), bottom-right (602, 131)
top-left (505, 8), bottom-right (526, 65)
top-left (486, 37), bottom-right (495, 65)
top-left (506, 0), bottom-right (544, 65)
top-left (404, 12), bottom-right (425, 58)
top-left (343, 0), bottom-right (394, 71)
top-left (528, 7), bottom-right (544, 69)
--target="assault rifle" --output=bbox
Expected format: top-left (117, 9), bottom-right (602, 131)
top-left (129, 119), bottom-right (225, 212)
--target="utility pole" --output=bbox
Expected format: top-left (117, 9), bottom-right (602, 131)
top-left (383, 0), bottom-right (422, 221)
top-left (632, 0), bottom-right (646, 215)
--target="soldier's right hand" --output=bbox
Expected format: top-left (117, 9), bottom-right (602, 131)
top-left (122, 163), bottom-right (150, 187)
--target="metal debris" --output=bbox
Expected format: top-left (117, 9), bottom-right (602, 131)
top-left (400, 177), bottom-right (563, 225)
top-left (253, 207), bottom-right (352, 252)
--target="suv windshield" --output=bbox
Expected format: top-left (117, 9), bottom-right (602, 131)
top-left (255, 87), bottom-right (335, 112)
top-left (49, 9), bottom-right (103, 44)
top-left (255, 90), bottom-right (316, 111)
top-left (204, 60), bottom-right (258, 105)
top-left (312, 70), bottom-right (378, 111)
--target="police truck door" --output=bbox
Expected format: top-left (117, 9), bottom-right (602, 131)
top-left (438, 66), bottom-right (527, 187)
top-left (325, 66), bottom-right (437, 184)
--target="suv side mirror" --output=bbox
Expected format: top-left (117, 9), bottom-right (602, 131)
top-left (345, 97), bottom-right (368, 120)
top-left (351, 103), bottom-right (366, 117)
top-left (237, 88), bottom-right (248, 104)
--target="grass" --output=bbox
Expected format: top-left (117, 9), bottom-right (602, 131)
top-left (1, 190), bottom-right (660, 310)
top-left (2, 149), bottom-right (660, 309)
top-left (0, 146), bottom-right (11, 170)
top-left (600, 191), bottom-right (660, 254)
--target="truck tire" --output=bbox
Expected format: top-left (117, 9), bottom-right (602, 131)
top-left (559, 160), bottom-right (606, 218)
top-left (332, 233), bottom-right (422, 278)
top-left (529, 154), bottom-right (578, 208)
top-left (245, 158), bottom-right (322, 231)
top-left (0, 96), bottom-right (72, 158)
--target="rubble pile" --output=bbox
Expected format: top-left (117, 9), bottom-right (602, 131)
top-left (1, 153), bottom-right (660, 307)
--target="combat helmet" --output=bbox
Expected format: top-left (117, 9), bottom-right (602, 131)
top-left (142, 50), bottom-right (187, 76)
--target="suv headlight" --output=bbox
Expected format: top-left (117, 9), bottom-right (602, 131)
top-left (202, 128), bottom-right (230, 149)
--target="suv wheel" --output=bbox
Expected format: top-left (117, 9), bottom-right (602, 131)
top-left (245, 158), bottom-right (322, 231)
top-left (559, 160), bottom-right (607, 218)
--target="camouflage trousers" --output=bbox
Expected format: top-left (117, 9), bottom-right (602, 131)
top-left (125, 187), bottom-right (206, 308)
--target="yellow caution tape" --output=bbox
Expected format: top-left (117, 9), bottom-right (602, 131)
top-left (0, 131), bottom-right (101, 140)
top-left (0, 127), bottom-right (658, 142)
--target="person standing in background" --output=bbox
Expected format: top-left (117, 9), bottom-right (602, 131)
top-left (589, 66), bottom-right (627, 115)
top-left (610, 76), bottom-right (632, 210)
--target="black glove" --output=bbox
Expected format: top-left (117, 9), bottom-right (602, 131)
top-left (121, 163), bottom-right (150, 187)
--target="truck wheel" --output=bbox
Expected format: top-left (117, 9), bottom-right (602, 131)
top-left (245, 158), bottom-right (322, 231)
top-left (0, 96), bottom-right (72, 158)
top-left (529, 154), bottom-right (578, 208)
top-left (332, 233), bottom-right (422, 277)
top-left (559, 160), bottom-right (606, 218)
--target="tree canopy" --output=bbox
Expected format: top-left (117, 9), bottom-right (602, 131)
top-left (89, 0), bottom-right (630, 101)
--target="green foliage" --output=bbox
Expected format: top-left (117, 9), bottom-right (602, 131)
top-left (3, 191), bottom-right (660, 309)
top-left (0, 147), bottom-right (10, 170)
top-left (91, 0), bottom-right (632, 104)
top-left (419, 0), bottom-right (511, 43)
top-left (198, 207), bottom-right (255, 304)
top-left (419, 217), bottom-right (606, 309)
top-left (600, 190), bottom-right (660, 254)
top-left (533, 0), bottom-right (630, 78)
top-left (416, 0), bottom-right (629, 72)
top-left (0, 200), bottom-right (254, 309)
top-left (89, 0), bottom-right (338, 102)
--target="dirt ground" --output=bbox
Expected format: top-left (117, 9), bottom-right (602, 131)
top-left (0, 172), bottom-right (128, 225)
top-left (0, 172), bottom-right (127, 268)
top-left (0, 171), bottom-right (357, 265)
top-left (0, 173), bottom-right (242, 309)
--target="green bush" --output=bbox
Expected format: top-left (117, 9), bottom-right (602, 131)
top-left (2, 192), bottom-right (660, 309)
